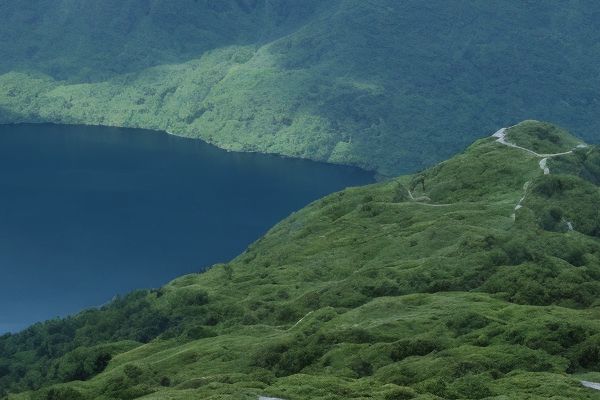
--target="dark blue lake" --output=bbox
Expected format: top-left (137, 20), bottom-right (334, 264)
top-left (0, 124), bottom-right (373, 332)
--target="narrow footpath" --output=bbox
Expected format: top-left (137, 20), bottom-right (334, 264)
top-left (492, 127), bottom-right (583, 225)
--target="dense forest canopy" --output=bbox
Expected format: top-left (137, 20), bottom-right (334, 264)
top-left (0, 0), bottom-right (328, 80)
top-left (1, 1), bottom-right (600, 174)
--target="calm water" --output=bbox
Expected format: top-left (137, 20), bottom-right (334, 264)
top-left (0, 124), bottom-right (373, 332)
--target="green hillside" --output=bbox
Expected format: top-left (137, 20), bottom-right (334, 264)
top-left (1, 121), bottom-right (599, 399)
top-left (2, 1), bottom-right (600, 174)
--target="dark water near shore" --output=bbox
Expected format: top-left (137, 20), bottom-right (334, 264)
top-left (0, 124), bottom-right (373, 332)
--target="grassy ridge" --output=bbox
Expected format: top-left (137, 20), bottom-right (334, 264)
top-left (2, 1), bottom-right (600, 174)
top-left (1, 121), bottom-right (600, 399)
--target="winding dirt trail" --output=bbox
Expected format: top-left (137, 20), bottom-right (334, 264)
top-left (492, 128), bottom-right (579, 174)
top-left (492, 127), bottom-right (585, 222)
top-left (289, 311), bottom-right (313, 330)
top-left (494, 128), bottom-right (595, 391)
top-left (405, 128), bottom-right (582, 210)
top-left (581, 381), bottom-right (600, 391)
top-left (539, 158), bottom-right (550, 175)
top-left (406, 187), bottom-right (452, 207)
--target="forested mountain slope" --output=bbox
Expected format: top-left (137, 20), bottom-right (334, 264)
top-left (1, 1), bottom-right (600, 174)
top-left (1, 121), bottom-right (600, 399)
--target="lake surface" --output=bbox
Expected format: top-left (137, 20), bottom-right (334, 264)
top-left (0, 124), bottom-right (373, 332)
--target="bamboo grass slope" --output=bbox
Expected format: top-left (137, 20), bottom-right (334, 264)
top-left (1, 121), bottom-right (600, 399)
top-left (2, 1), bottom-right (600, 175)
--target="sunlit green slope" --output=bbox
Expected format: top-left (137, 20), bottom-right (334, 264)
top-left (2, 1), bottom-right (600, 174)
top-left (1, 121), bottom-right (599, 399)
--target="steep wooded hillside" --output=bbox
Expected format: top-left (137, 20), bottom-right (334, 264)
top-left (1, 1), bottom-right (600, 174)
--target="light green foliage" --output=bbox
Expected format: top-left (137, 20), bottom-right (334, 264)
top-left (2, 2), bottom-right (600, 174)
top-left (1, 122), bottom-right (599, 399)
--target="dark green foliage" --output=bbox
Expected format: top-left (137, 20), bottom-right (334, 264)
top-left (390, 338), bottom-right (444, 362)
top-left (0, 0), bottom-right (327, 80)
top-left (0, 288), bottom-right (209, 394)
top-left (54, 347), bottom-right (111, 382)
top-left (172, 288), bottom-right (209, 307)
top-left (481, 261), bottom-right (600, 307)
top-left (527, 174), bottom-right (600, 237)
top-left (33, 387), bottom-right (85, 400)
top-left (445, 374), bottom-right (494, 399)
top-left (252, 334), bottom-right (329, 377)
top-left (99, 363), bottom-right (160, 400)
top-left (576, 334), bottom-right (600, 370)
top-left (446, 312), bottom-right (490, 336)
top-left (551, 147), bottom-right (600, 185)
top-left (349, 359), bottom-right (373, 378)
top-left (382, 386), bottom-right (417, 400)
top-left (159, 376), bottom-right (171, 387)
top-left (2, 3), bottom-right (600, 174)
top-left (185, 326), bottom-right (216, 340)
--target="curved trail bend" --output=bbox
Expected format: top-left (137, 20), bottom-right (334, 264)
top-left (581, 381), bottom-right (600, 391)
top-left (492, 127), bottom-right (581, 174)
top-left (492, 127), bottom-right (586, 221)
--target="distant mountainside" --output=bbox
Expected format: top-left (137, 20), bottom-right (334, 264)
top-left (1, 1), bottom-right (600, 174)
top-left (2, 121), bottom-right (600, 399)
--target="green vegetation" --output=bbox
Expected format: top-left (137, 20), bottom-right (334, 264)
top-left (1, 121), bottom-right (599, 399)
top-left (506, 121), bottom-right (584, 155)
top-left (2, 2), bottom-right (600, 174)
